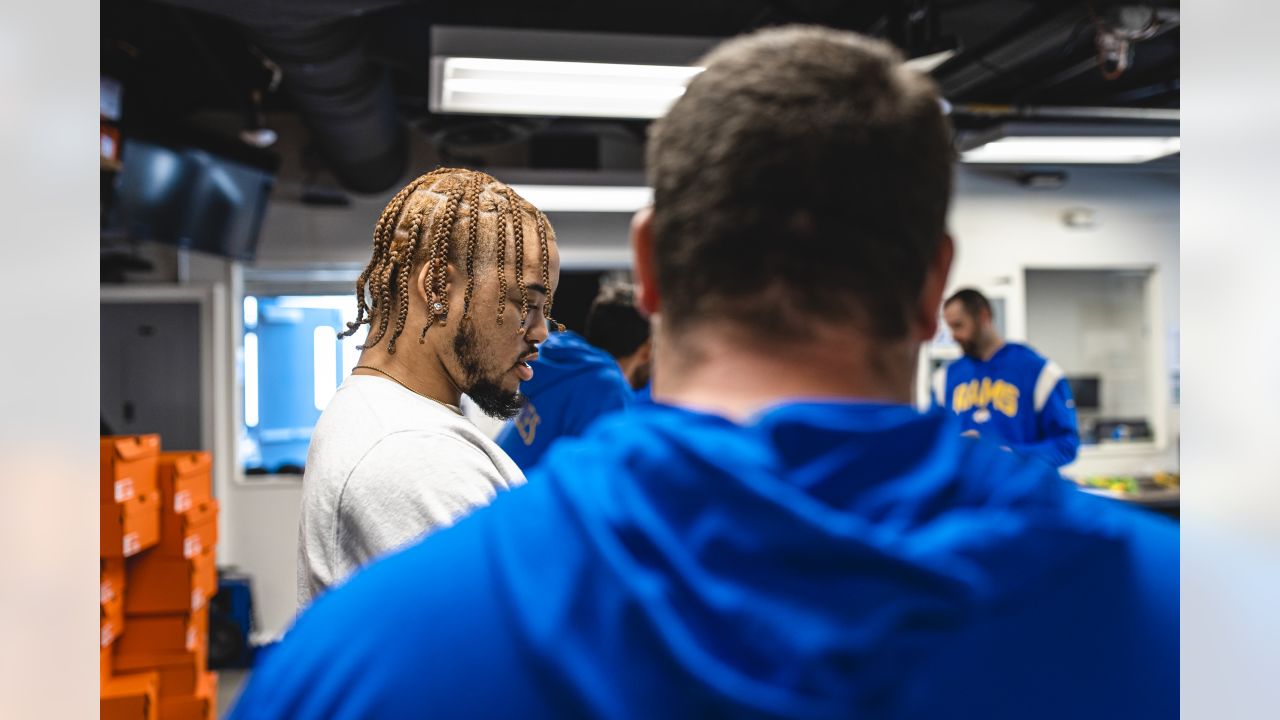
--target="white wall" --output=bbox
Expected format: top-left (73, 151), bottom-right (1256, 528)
top-left (948, 167), bottom-right (1179, 349)
top-left (1026, 269), bottom-right (1151, 418)
top-left (202, 163), bottom-right (1180, 637)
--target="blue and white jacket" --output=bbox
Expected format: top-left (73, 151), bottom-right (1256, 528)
top-left (933, 342), bottom-right (1080, 467)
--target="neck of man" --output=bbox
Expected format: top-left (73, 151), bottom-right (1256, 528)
top-left (651, 319), bottom-right (920, 423)
top-left (613, 353), bottom-right (640, 390)
top-left (977, 330), bottom-right (1005, 362)
top-left (355, 336), bottom-right (464, 409)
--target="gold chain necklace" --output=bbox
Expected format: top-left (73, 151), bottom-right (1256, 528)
top-left (352, 365), bottom-right (462, 414)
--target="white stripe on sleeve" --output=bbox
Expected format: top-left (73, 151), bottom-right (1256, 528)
top-left (932, 366), bottom-right (948, 407)
top-left (1034, 361), bottom-right (1066, 413)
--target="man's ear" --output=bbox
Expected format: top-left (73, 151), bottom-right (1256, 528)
top-left (630, 206), bottom-right (660, 316)
top-left (414, 260), bottom-right (455, 309)
top-left (636, 337), bottom-right (653, 364)
top-left (917, 234), bottom-right (955, 341)
top-left (414, 262), bottom-right (433, 306)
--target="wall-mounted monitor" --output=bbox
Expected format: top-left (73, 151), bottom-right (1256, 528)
top-left (1067, 375), bottom-right (1101, 411)
top-left (109, 138), bottom-right (274, 262)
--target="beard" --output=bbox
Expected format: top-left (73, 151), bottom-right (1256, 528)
top-left (453, 318), bottom-right (524, 420)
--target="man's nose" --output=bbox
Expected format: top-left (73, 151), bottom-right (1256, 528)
top-left (524, 319), bottom-right (549, 344)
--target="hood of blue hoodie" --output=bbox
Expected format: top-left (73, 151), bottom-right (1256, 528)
top-left (492, 400), bottom-right (1128, 716)
top-left (521, 330), bottom-right (625, 395)
top-left (231, 398), bottom-right (1174, 720)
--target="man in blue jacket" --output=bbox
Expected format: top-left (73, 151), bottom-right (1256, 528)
top-left (934, 288), bottom-right (1081, 467)
top-left (233, 25), bottom-right (1176, 720)
top-left (496, 282), bottom-right (651, 469)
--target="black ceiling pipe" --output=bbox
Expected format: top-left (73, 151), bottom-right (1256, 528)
top-left (931, 2), bottom-right (1086, 101)
top-left (159, 0), bottom-right (409, 194)
top-left (247, 20), bottom-right (406, 194)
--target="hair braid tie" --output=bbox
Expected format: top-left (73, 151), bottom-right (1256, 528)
top-left (431, 180), bottom-right (464, 326)
top-left (534, 212), bottom-right (564, 332)
top-left (505, 189), bottom-right (529, 329)
top-left (347, 177), bottom-right (422, 342)
top-left (494, 190), bottom-right (511, 326)
top-left (462, 174), bottom-right (482, 320)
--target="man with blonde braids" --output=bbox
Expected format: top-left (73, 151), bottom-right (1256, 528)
top-left (241, 26), bottom-right (1175, 719)
top-left (296, 167), bottom-right (561, 606)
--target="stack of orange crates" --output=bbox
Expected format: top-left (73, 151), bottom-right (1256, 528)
top-left (101, 437), bottom-right (220, 720)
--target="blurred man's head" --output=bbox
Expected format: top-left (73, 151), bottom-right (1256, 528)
top-left (585, 281), bottom-right (652, 390)
top-left (943, 288), bottom-right (998, 360)
top-left (635, 25), bottom-right (954, 363)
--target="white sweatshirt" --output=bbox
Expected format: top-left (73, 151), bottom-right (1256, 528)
top-left (296, 375), bottom-right (524, 608)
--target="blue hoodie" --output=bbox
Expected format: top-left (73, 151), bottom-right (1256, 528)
top-left (233, 402), bottom-right (1177, 719)
top-left (933, 342), bottom-right (1081, 467)
top-left (497, 330), bottom-right (633, 470)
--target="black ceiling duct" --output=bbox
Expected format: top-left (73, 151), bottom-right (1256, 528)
top-left (161, 0), bottom-right (409, 194)
top-left (247, 20), bottom-right (406, 193)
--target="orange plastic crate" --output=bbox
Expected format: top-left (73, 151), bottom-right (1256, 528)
top-left (125, 547), bottom-right (216, 615)
top-left (157, 452), bottom-right (212, 515)
top-left (101, 491), bottom-right (161, 559)
top-left (101, 671), bottom-right (158, 720)
top-left (101, 435), bottom-right (160, 505)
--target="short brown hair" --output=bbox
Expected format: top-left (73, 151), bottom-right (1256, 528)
top-left (646, 25), bottom-right (954, 340)
top-left (945, 288), bottom-right (992, 320)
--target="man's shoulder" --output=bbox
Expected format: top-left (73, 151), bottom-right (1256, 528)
top-left (1053, 486), bottom-right (1178, 593)
top-left (525, 357), bottom-right (630, 410)
top-left (311, 412), bottom-right (510, 489)
top-left (361, 422), bottom-right (463, 447)
top-left (1104, 498), bottom-right (1179, 564)
top-left (1003, 342), bottom-right (1048, 364)
top-left (354, 424), bottom-right (506, 475)
top-left (576, 363), bottom-right (632, 396)
top-left (539, 330), bottom-right (600, 362)
top-left (534, 360), bottom-right (627, 394)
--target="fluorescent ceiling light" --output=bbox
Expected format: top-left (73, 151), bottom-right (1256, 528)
top-left (435, 57), bottom-right (703, 119)
top-left (961, 136), bottom-right (1181, 164)
top-left (509, 184), bottom-right (652, 213)
top-left (904, 49), bottom-right (956, 73)
top-left (313, 327), bottom-right (338, 412)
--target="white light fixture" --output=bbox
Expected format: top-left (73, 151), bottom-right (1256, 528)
top-left (962, 136), bottom-right (1181, 164)
top-left (1062, 207), bottom-right (1099, 229)
top-left (509, 184), bottom-right (653, 213)
top-left (433, 57), bottom-right (703, 119)
top-left (243, 295), bottom-right (258, 328)
top-left (239, 127), bottom-right (279, 149)
top-left (903, 49), bottom-right (956, 73)
top-left (313, 327), bottom-right (338, 411)
top-left (244, 332), bottom-right (259, 428)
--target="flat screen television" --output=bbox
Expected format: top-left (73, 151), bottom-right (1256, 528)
top-left (110, 138), bottom-right (274, 262)
top-left (1067, 375), bottom-right (1101, 411)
